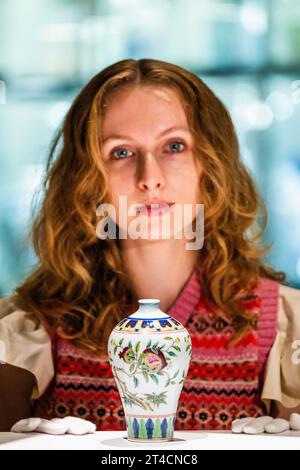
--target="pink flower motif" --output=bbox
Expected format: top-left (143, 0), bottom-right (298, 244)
top-left (140, 347), bottom-right (167, 373)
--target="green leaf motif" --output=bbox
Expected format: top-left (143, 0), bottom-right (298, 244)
top-left (150, 374), bottom-right (159, 385)
top-left (167, 351), bottom-right (177, 357)
top-left (164, 337), bottom-right (173, 341)
top-left (119, 338), bottom-right (124, 346)
top-left (135, 341), bottom-right (141, 353)
top-left (122, 395), bottom-right (135, 407)
top-left (143, 372), bottom-right (149, 383)
top-left (133, 376), bottom-right (139, 388)
top-left (173, 345), bottom-right (181, 352)
top-left (129, 363), bottom-right (135, 373)
top-left (144, 391), bottom-right (167, 408)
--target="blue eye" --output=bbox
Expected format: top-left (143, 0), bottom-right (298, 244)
top-left (112, 148), bottom-right (133, 160)
top-left (167, 141), bottom-right (185, 153)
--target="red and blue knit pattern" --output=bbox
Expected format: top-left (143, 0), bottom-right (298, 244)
top-left (33, 276), bottom-right (279, 431)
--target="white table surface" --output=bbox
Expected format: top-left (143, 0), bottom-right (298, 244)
top-left (0, 430), bottom-right (300, 450)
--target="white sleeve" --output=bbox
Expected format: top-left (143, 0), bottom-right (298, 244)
top-left (261, 284), bottom-right (300, 412)
top-left (0, 295), bottom-right (55, 399)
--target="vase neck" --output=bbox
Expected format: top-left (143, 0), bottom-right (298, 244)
top-left (129, 299), bottom-right (170, 319)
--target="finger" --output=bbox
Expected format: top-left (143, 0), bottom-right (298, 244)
top-left (243, 416), bottom-right (274, 434)
top-left (10, 417), bottom-right (42, 433)
top-left (264, 418), bottom-right (289, 434)
top-left (231, 417), bottom-right (255, 433)
top-left (60, 416), bottom-right (95, 428)
top-left (35, 418), bottom-right (69, 435)
top-left (52, 417), bottom-right (96, 435)
top-left (289, 413), bottom-right (300, 431)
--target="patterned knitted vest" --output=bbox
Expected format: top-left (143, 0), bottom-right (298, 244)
top-left (33, 273), bottom-right (279, 431)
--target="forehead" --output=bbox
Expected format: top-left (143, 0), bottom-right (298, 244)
top-left (101, 85), bottom-right (189, 136)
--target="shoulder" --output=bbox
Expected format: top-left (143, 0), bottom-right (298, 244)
top-left (0, 294), bottom-right (55, 398)
top-left (277, 283), bottom-right (300, 335)
top-left (0, 294), bottom-right (21, 317)
top-left (0, 294), bottom-right (39, 328)
top-left (257, 279), bottom-right (300, 331)
top-left (256, 277), bottom-right (300, 312)
top-left (279, 283), bottom-right (300, 303)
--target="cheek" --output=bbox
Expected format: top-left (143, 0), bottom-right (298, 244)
top-left (108, 168), bottom-right (133, 197)
top-left (165, 157), bottom-right (200, 198)
top-left (107, 170), bottom-right (137, 218)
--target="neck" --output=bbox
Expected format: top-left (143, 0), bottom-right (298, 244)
top-left (120, 237), bottom-right (199, 312)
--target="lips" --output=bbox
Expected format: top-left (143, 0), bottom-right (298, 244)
top-left (143, 199), bottom-right (175, 207)
top-left (138, 200), bottom-right (175, 217)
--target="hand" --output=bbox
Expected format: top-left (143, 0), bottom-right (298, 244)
top-left (232, 413), bottom-right (300, 434)
top-left (10, 416), bottom-right (96, 435)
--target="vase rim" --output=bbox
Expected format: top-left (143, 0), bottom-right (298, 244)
top-left (138, 299), bottom-right (160, 304)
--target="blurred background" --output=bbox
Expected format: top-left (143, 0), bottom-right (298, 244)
top-left (0, 0), bottom-right (300, 296)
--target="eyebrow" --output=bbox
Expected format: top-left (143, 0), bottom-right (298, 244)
top-left (102, 126), bottom-right (191, 144)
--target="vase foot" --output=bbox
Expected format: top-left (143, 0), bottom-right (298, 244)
top-left (124, 436), bottom-right (176, 443)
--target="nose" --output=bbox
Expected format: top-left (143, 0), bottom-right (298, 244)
top-left (136, 152), bottom-right (165, 192)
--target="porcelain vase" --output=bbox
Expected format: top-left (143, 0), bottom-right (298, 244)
top-left (107, 298), bottom-right (192, 442)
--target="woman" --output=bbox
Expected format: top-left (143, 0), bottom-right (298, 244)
top-left (0, 58), bottom-right (299, 432)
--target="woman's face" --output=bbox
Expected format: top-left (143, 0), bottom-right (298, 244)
top-left (100, 85), bottom-right (202, 240)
